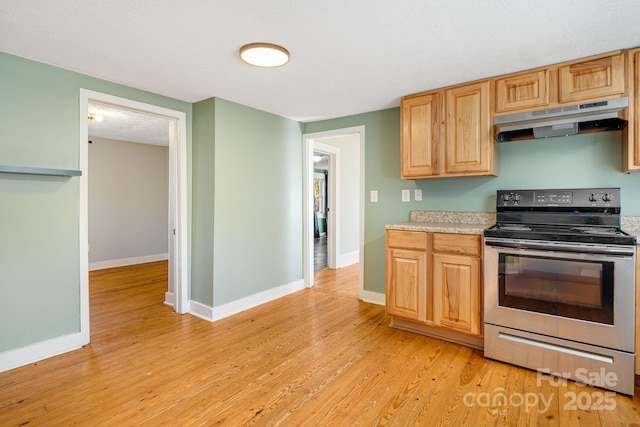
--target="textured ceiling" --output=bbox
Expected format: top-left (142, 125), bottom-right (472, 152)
top-left (88, 103), bottom-right (170, 146)
top-left (3, 0), bottom-right (640, 127)
top-left (313, 153), bottom-right (329, 170)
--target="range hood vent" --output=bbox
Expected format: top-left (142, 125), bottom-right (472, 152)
top-left (494, 97), bottom-right (628, 142)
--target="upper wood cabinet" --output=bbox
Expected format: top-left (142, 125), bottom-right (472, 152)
top-left (558, 53), bottom-right (625, 103)
top-left (401, 48), bottom-right (637, 178)
top-left (493, 51), bottom-right (626, 116)
top-left (495, 70), bottom-right (550, 113)
top-left (445, 81), bottom-right (493, 175)
top-left (400, 92), bottom-right (440, 178)
top-left (624, 49), bottom-right (640, 172)
top-left (400, 80), bottom-right (496, 179)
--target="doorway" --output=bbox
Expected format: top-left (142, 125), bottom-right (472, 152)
top-left (303, 126), bottom-right (365, 298)
top-left (78, 89), bottom-right (188, 345)
top-left (87, 104), bottom-right (170, 272)
top-left (313, 151), bottom-right (329, 270)
top-left (312, 142), bottom-right (339, 270)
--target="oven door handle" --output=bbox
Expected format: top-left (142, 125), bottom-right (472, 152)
top-left (484, 238), bottom-right (636, 256)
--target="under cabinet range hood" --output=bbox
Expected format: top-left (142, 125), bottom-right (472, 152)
top-left (494, 97), bottom-right (628, 142)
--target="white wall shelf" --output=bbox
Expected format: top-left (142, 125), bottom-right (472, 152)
top-left (0, 165), bottom-right (82, 177)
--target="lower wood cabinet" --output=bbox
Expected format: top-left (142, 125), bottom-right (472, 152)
top-left (385, 230), bottom-right (428, 323)
top-left (432, 252), bottom-right (481, 335)
top-left (386, 247), bottom-right (427, 323)
top-left (386, 230), bottom-right (483, 349)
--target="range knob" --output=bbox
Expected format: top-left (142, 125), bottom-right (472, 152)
top-left (588, 193), bottom-right (598, 202)
top-left (512, 193), bottom-right (521, 203)
top-left (500, 193), bottom-right (511, 202)
top-left (602, 193), bottom-right (612, 202)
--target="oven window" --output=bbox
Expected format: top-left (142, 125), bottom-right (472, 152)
top-left (498, 254), bottom-right (614, 324)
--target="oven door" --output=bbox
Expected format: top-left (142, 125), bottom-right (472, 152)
top-left (484, 238), bottom-right (635, 352)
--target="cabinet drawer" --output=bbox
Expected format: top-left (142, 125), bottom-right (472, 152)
top-left (432, 233), bottom-right (480, 256)
top-left (387, 230), bottom-right (427, 250)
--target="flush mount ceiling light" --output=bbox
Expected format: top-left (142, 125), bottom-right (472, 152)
top-left (239, 43), bottom-right (290, 67)
top-left (88, 112), bottom-right (103, 122)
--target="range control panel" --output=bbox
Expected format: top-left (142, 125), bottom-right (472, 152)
top-left (497, 188), bottom-right (621, 208)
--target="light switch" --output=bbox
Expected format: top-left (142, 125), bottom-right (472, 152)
top-left (370, 190), bottom-right (378, 203)
top-left (402, 189), bottom-right (410, 202)
top-left (414, 189), bottom-right (422, 201)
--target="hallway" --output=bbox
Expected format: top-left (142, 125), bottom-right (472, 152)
top-left (313, 235), bottom-right (327, 270)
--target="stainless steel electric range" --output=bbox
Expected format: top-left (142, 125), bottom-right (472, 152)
top-left (483, 188), bottom-right (637, 395)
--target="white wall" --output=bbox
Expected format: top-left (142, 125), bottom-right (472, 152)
top-left (316, 134), bottom-right (360, 266)
top-left (88, 137), bottom-right (169, 270)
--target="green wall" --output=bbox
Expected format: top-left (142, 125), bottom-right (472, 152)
top-left (191, 98), bottom-right (303, 307)
top-left (191, 98), bottom-right (216, 305)
top-left (213, 99), bottom-right (303, 305)
top-left (304, 109), bottom-right (640, 294)
top-left (0, 52), bottom-right (191, 352)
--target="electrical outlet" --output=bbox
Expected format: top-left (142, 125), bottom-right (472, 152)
top-left (370, 190), bottom-right (378, 202)
top-left (402, 189), bottom-right (410, 202)
top-left (414, 189), bottom-right (422, 201)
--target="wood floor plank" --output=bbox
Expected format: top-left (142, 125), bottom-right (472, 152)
top-left (280, 331), bottom-right (430, 425)
top-left (1, 261), bottom-right (639, 426)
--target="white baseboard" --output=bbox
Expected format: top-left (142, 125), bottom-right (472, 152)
top-left (337, 250), bottom-right (359, 268)
top-left (361, 290), bottom-right (385, 306)
top-left (89, 253), bottom-right (168, 271)
top-left (0, 332), bottom-right (86, 373)
top-left (189, 300), bottom-right (214, 321)
top-left (164, 292), bottom-right (176, 307)
top-left (189, 279), bottom-right (306, 322)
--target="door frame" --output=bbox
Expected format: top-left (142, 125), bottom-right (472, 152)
top-left (302, 125), bottom-right (365, 296)
top-left (79, 89), bottom-right (189, 343)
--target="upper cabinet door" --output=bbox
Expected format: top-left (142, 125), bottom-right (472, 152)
top-left (625, 49), bottom-right (640, 173)
top-left (495, 70), bottom-right (549, 113)
top-left (558, 53), bottom-right (625, 103)
top-left (445, 81), bottom-right (493, 175)
top-left (400, 93), bottom-right (440, 178)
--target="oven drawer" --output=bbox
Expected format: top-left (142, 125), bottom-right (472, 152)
top-left (433, 233), bottom-right (480, 256)
top-left (485, 323), bottom-right (635, 395)
top-left (386, 230), bottom-right (427, 250)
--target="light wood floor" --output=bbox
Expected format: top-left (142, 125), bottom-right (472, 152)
top-left (2, 261), bottom-right (640, 426)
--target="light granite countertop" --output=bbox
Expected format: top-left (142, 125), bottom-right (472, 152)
top-left (385, 221), bottom-right (490, 235)
top-left (386, 212), bottom-right (640, 241)
top-left (385, 211), bottom-right (495, 235)
top-left (621, 217), bottom-right (640, 241)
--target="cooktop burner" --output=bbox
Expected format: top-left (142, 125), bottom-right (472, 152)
top-left (497, 224), bottom-right (531, 231)
top-left (484, 188), bottom-right (637, 246)
top-left (571, 226), bottom-right (620, 235)
top-left (485, 223), bottom-right (636, 245)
